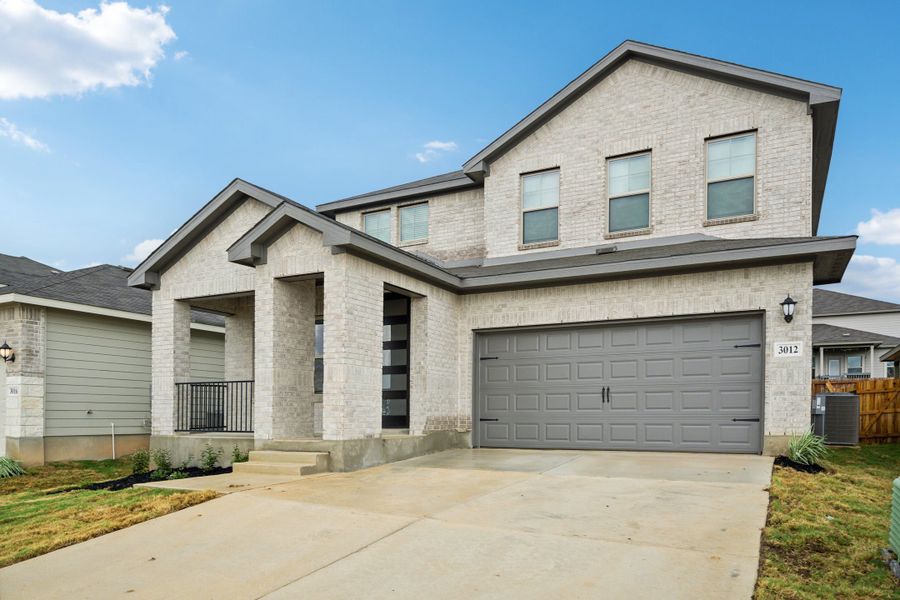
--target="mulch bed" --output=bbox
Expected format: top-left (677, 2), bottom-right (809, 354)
top-left (773, 456), bottom-right (826, 474)
top-left (50, 466), bottom-right (233, 493)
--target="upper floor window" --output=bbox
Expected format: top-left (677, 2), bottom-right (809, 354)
top-left (399, 202), bottom-right (429, 244)
top-left (608, 153), bottom-right (650, 233)
top-left (706, 132), bottom-right (756, 220)
top-left (521, 170), bottom-right (559, 245)
top-left (364, 209), bottom-right (391, 243)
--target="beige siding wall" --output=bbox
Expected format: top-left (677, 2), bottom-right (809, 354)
top-left (190, 330), bottom-right (226, 381)
top-left (334, 187), bottom-right (485, 261)
top-left (45, 310), bottom-right (152, 437)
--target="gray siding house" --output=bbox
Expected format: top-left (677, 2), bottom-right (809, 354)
top-left (812, 288), bottom-right (900, 379)
top-left (129, 41), bottom-right (854, 469)
top-left (0, 255), bottom-right (224, 465)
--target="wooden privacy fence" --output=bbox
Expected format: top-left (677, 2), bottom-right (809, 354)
top-left (811, 378), bottom-right (900, 443)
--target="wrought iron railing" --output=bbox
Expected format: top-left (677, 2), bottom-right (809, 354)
top-left (175, 380), bottom-right (254, 433)
top-left (815, 373), bottom-right (871, 380)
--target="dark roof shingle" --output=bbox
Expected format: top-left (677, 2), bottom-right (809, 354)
top-left (813, 323), bottom-right (900, 347)
top-left (813, 288), bottom-right (900, 316)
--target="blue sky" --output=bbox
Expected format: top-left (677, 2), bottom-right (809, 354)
top-left (1, 0), bottom-right (899, 300)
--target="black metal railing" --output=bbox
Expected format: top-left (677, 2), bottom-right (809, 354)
top-left (815, 373), bottom-right (871, 380)
top-left (175, 380), bottom-right (254, 433)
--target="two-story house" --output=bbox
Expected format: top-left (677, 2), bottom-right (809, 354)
top-left (128, 41), bottom-right (854, 470)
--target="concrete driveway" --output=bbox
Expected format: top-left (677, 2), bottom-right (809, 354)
top-left (0, 449), bottom-right (773, 599)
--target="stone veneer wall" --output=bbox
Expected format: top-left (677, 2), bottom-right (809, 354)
top-left (0, 303), bottom-right (46, 464)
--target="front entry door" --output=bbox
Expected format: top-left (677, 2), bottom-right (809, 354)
top-left (382, 293), bottom-right (410, 428)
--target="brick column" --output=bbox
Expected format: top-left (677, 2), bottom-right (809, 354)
top-left (408, 296), bottom-right (428, 435)
top-left (1, 303), bottom-right (47, 465)
top-left (322, 255), bottom-right (383, 440)
top-left (152, 295), bottom-right (191, 436)
top-left (254, 277), bottom-right (316, 440)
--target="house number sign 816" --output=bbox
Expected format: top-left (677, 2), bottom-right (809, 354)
top-left (774, 341), bottom-right (803, 358)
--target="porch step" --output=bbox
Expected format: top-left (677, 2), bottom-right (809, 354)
top-left (232, 451), bottom-right (329, 477)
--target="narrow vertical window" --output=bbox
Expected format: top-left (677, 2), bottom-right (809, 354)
top-left (363, 209), bottom-right (391, 243)
top-left (607, 153), bottom-right (650, 233)
top-left (521, 170), bottom-right (559, 245)
top-left (399, 202), bottom-right (429, 243)
top-left (314, 320), bottom-right (324, 393)
top-left (706, 132), bottom-right (756, 220)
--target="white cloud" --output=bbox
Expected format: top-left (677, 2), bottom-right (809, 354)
top-left (123, 238), bottom-right (163, 264)
top-left (0, 0), bottom-right (176, 100)
top-left (415, 139), bottom-right (458, 163)
top-left (174, 50), bottom-right (188, 61)
top-left (0, 117), bottom-right (48, 151)
top-left (822, 254), bottom-right (900, 303)
top-left (857, 208), bottom-right (900, 245)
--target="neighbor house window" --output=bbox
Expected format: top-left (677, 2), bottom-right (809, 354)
top-left (399, 202), bottom-right (429, 244)
top-left (706, 132), bottom-right (756, 220)
top-left (521, 170), bottom-right (559, 244)
top-left (847, 355), bottom-right (863, 375)
top-left (888, 364), bottom-right (896, 378)
top-left (363, 209), bottom-right (391, 243)
top-left (827, 359), bottom-right (840, 377)
top-left (608, 152), bottom-right (650, 233)
top-left (314, 320), bottom-right (324, 393)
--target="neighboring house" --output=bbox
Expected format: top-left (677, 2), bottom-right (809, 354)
top-left (0, 255), bottom-right (225, 465)
top-left (812, 288), bottom-right (900, 379)
top-left (128, 40), bottom-right (854, 468)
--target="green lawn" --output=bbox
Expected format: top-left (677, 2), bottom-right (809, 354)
top-left (755, 443), bottom-right (900, 599)
top-left (0, 458), bottom-right (215, 568)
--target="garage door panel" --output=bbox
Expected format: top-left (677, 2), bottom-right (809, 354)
top-left (477, 315), bottom-right (762, 454)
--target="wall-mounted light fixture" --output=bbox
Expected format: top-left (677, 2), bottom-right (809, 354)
top-left (0, 341), bottom-right (14, 363)
top-left (780, 296), bottom-right (797, 323)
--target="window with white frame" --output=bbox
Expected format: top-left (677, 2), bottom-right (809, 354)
top-left (608, 153), bottom-right (650, 233)
top-left (847, 354), bottom-right (864, 375)
top-left (399, 202), bottom-right (429, 243)
top-left (706, 132), bottom-right (756, 220)
top-left (363, 209), bottom-right (391, 243)
top-left (888, 364), bottom-right (896, 378)
top-left (521, 170), bottom-right (559, 245)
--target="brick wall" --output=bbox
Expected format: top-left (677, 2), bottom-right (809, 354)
top-left (0, 303), bottom-right (46, 441)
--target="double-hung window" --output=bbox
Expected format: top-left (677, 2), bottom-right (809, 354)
top-left (706, 132), bottom-right (756, 220)
top-left (521, 170), bottom-right (559, 245)
top-left (847, 355), bottom-right (864, 376)
top-left (399, 202), bottom-right (429, 244)
top-left (363, 209), bottom-right (391, 243)
top-left (608, 153), bottom-right (651, 233)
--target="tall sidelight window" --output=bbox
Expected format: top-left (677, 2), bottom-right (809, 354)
top-left (607, 153), bottom-right (651, 233)
top-left (363, 209), bottom-right (391, 243)
top-left (382, 293), bottom-right (410, 428)
top-left (706, 132), bottom-right (756, 220)
top-left (521, 169), bottom-right (559, 245)
top-left (399, 202), bottom-right (429, 243)
top-left (314, 320), bottom-right (324, 393)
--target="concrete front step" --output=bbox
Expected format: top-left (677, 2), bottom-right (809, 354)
top-left (232, 461), bottom-right (322, 476)
top-left (232, 450), bottom-right (330, 476)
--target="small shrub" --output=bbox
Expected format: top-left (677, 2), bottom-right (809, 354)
top-left (167, 470), bottom-right (188, 480)
top-left (130, 449), bottom-right (150, 474)
top-left (231, 444), bottom-right (249, 464)
top-left (151, 448), bottom-right (174, 478)
top-left (787, 430), bottom-right (829, 466)
top-left (200, 443), bottom-right (224, 472)
top-left (179, 455), bottom-right (193, 471)
top-left (0, 456), bottom-right (26, 478)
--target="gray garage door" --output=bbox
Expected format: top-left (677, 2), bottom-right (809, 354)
top-left (475, 315), bottom-right (762, 453)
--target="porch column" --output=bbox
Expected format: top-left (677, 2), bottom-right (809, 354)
top-left (151, 295), bottom-right (191, 436)
top-left (819, 346), bottom-right (824, 378)
top-left (322, 255), bottom-right (383, 440)
top-left (254, 277), bottom-right (316, 440)
top-left (870, 345), bottom-right (876, 378)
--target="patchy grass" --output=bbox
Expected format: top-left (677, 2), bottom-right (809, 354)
top-left (0, 458), bottom-right (215, 568)
top-left (755, 444), bottom-right (900, 599)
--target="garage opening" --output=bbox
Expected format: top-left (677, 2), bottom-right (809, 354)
top-left (474, 315), bottom-right (763, 453)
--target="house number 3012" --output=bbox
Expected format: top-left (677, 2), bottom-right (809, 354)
top-left (773, 341), bottom-right (803, 357)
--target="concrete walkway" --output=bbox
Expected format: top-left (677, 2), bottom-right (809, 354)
top-left (0, 449), bottom-right (773, 599)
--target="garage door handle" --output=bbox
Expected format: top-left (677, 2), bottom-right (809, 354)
top-left (479, 418), bottom-right (499, 422)
top-left (733, 343), bottom-right (761, 348)
top-left (480, 356), bottom-right (499, 361)
top-left (731, 418), bottom-right (760, 422)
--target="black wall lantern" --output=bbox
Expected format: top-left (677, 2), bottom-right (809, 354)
top-left (0, 341), bottom-right (14, 363)
top-left (780, 296), bottom-right (797, 323)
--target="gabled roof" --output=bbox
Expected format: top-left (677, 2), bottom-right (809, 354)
top-left (813, 288), bottom-right (900, 316)
top-left (316, 170), bottom-right (480, 217)
top-left (127, 179), bottom-right (286, 289)
top-left (2, 264), bottom-right (223, 326)
top-left (813, 323), bottom-right (900, 348)
top-left (462, 40), bottom-right (841, 234)
top-left (0, 253), bottom-right (61, 290)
